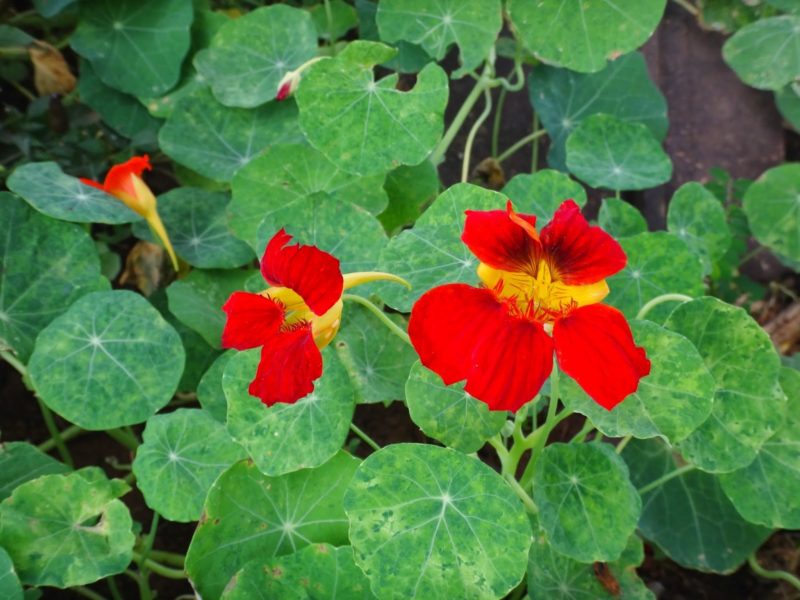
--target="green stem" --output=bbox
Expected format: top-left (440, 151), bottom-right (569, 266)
top-left (131, 552), bottom-right (186, 580)
top-left (147, 550), bottom-right (185, 567)
top-left (8, 78), bottom-right (36, 102)
top-left (342, 294), bottom-right (411, 346)
top-left (748, 554), bottom-right (800, 591)
top-left (505, 473), bottom-right (538, 513)
top-left (73, 587), bottom-right (108, 600)
top-left (495, 130), bottom-right (547, 164)
top-left (636, 293), bottom-right (694, 320)
top-left (491, 86), bottom-right (508, 157)
top-left (106, 428), bottom-right (139, 451)
top-left (107, 577), bottom-right (124, 600)
top-left (570, 419), bottom-right (596, 443)
top-left (0, 348), bottom-right (26, 377)
top-left (350, 423), bottom-right (381, 452)
top-left (461, 88), bottom-right (493, 183)
top-left (739, 245), bottom-right (766, 265)
top-left (488, 436), bottom-right (537, 513)
top-left (430, 68), bottom-right (494, 164)
top-left (323, 0), bottom-right (335, 46)
top-left (38, 424), bottom-right (84, 452)
top-left (36, 397), bottom-right (73, 468)
top-left (616, 434), bottom-right (633, 455)
top-left (615, 189), bottom-right (621, 200)
top-left (637, 464), bottom-right (695, 496)
top-left (531, 114), bottom-right (541, 172)
top-left (671, 0), bottom-right (699, 18)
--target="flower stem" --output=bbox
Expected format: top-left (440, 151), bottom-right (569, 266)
top-left (491, 86), bottom-right (508, 157)
top-left (341, 294), bottom-right (411, 346)
top-left (430, 67), bottom-right (494, 164)
top-left (616, 434), bottom-right (633, 454)
top-left (147, 550), bottom-right (185, 567)
top-left (38, 424), bottom-right (84, 452)
top-left (570, 419), bottom-right (596, 443)
top-left (461, 88), bottom-right (493, 182)
top-left (36, 397), bottom-right (74, 468)
top-left (636, 293), bottom-right (694, 320)
top-left (131, 552), bottom-right (186, 580)
top-left (0, 348), bottom-right (26, 376)
top-left (748, 554), bottom-right (800, 591)
top-left (73, 587), bottom-right (108, 600)
top-left (106, 428), bottom-right (140, 451)
top-left (350, 423), bottom-right (381, 452)
top-left (531, 113), bottom-right (541, 172)
top-left (495, 130), bottom-right (547, 164)
top-left (637, 464), bottom-right (695, 496)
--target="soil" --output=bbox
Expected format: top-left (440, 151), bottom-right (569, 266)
top-left (3, 2), bottom-right (800, 599)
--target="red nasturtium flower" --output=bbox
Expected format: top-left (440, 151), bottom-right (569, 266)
top-left (409, 200), bottom-right (651, 412)
top-left (222, 230), bottom-right (407, 406)
top-left (80, 155), bottom-right (179, 270)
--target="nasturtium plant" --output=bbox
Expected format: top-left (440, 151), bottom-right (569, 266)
top-left (3, 2), bottom-right (800, 598)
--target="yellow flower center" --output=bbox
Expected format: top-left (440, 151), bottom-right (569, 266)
top-left (477, 260), bottom-right (608, 324)
top-left (262, 286), bottom-right (342, 349)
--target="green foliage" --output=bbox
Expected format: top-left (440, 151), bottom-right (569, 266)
top-left (598, 198), bottom-right (648, 238)
top-left (723, 15), bottom-right (800, 90)
top-left (743, 163), bottom-right (800, 263)
top-left (0, 442), bottom-right (68, 501)
top-left (501, 170), bottom-right (587, 223)
top-left (0, 547), bottom-right (22, 600)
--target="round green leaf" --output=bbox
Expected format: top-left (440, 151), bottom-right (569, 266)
top-left (379, 161), bottom-right (440, 235)
top-left (623, 438), bottom-right (771, 573)
top-left (0, 193), bottom-right (109, 361)
top-left (222, 544), bottom-right (374, 600)
top-left (223, 348), bottom-right (355, 476)
top-left (605, 232), bottom-right (704, 321)
top-left (132, 408), bottom-right (246, 522)
top-left (528, 523), bottom-right (653, 600)
top-left (194, 5), bottom-right (318, 108)
top-left (355, 0), bottom-right (434, 74)
top-left (667, 182), bottom-right (732, 274)
top-left (500, 170), bottom-right (587, 223)
top-left (186, 452), bottom-right (359, 600)
top-left (6, 162), bottom-right (140, 224)
top-left (405, 361), bottom-right (506, 453)
top-left (598, 198), bottom-right (648, 238)
top-left (344, 443), bottom-right (530, 600)
top-left (719, 367), bottom-right (800, 528)
top-left (529, 52), bottom-right (668, 170)
top-left (255, 193), bottom-right (388, 277)
top-left (132, 188), bottom-right (254, 268)
top-left (723, 16), bottom-right (800, 90)
top-left (0, 468), bottom-right (135, 587)
top-left (159, 87), bottom-right (303, 182)
top-left (0, 442), bottom-right (68, 502)
top-left (335, 303), bottom-right (417, 403)
top-left (533, 442), bottom-right (641, 563)
top-left (743, 163), bottom-right (800, 262)
top-left (198, 350), bottom-right (234, 423)
top-left (377, 183), bottom-right (505, 312)
top-left (776, 84), bottom-right (800, 131)
top-left (78, 60), bottom-right (162, 145)
top-left (28, 290), bottom-right (185, 430)
top-left (229, 144), bottom-right (389, 248)
top-left (566, 114), bottom-right (673, 190)
top-left (296, 41), bottom-right (449, 175)
top-left (311, 0), bottom-right (358, 42)
top-left (376, 0), bottom-right (502, 78)
top-left (561, 321), bottom-right (715, 444)
top-left (166, 268), bottom-right (254, 348)
top-left (71, 0), bottom-right (192, 97)
top-left (508, 0), bottom-right (666, 73)
top-left (0, 547), bottom-right (22, 600)
top-left (665, 297), bottom-right (786, 473)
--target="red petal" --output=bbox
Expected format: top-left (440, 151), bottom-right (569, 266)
top-left (464, 313), bottom-right (553, 412)
top-left (103, 155), bottom-right (152, 197)
top-left (79, 177), bottom-right (104, 190)
top-left (540, 200), bottom-right (626, 285)
top-left (260, 229), bottom-right (343, 316)
top-left (409, 283), bottom-right (553, 411)
top-left (461, 201), bottom-right (540, 272)
top-left (248, 324), bottom-right (323, 406)
top-left (276, 82), bottom-right (291, 101)
top-left (553, 304), bottom-right (651, 410)
top-left (221, 292), bottom-right (285, 350)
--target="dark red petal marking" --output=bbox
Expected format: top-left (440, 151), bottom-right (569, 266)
top-left (103, 155), bottom-right (152, 196)
top-left (553, 303), bottom-right (651, 411)
top-left (79, 177), bottom-right (105, 190)
top-left (464, 312), bottom-right (553, 412)
top-left (409, 283), bottom-right (553, 411)
top-left (540, 199), bottom-right (626, 285)
top-left (221, 291), bottom-right (285, 350)
top-left (248, 324), bottom-right (323, 406)
top-left (461, 202), bottom-right (540, 271)
top-left (260, 229), bottom-right (343, 316)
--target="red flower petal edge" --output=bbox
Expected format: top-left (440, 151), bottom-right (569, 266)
top-left (248, 324), bottom-right (323, 406)
top-left (261, 229), bottom-right (343, 316)
top-left (103, 155), bottom-right (152, 197)
top-left (461, 202), bottom-right (540, 272)
top-left (553, 303), bottom-right (651, 410)
top-left (221, 292), bottom-right (285, 350)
